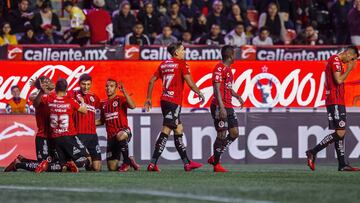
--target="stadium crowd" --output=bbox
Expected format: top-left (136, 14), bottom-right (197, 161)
top-left (0, 0), bottom-right (359, 46)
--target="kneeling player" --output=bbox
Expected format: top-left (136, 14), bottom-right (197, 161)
top-left (208, 45), bottom-right (244, 172)
top-left (97, 79), bottom-right (140, 172)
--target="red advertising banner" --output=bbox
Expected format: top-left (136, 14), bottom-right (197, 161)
top-left (0, 114), bottom-right (37, 166)
top-left (0, 61), bottom-right (360, 108)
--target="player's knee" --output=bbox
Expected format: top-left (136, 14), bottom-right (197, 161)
top-left (174, 124), bottom-right (184, 135)
top-left (217, 131), bottom-right (227, 139)
top-left (336, 130), bottom-right (346, 138)
top-left (116, 131), bottom-right (128, 141)
top-left (161, 126), bottom-right (172, 135)
top-left (107, 161), bottom-right (118, 171)
top-left (92, 161), bottom-right (102, 172)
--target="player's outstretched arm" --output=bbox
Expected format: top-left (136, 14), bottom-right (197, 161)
top-left (333, 60), bottom-right (357, 84)
top-left (213, 82), bottom-right (227, 119)
top-left (144, 76), bottom-right (158, 112)
top-left (184, 74), bottom-right (205, 103)
top-left (119, 81), bottom-right (136, 109)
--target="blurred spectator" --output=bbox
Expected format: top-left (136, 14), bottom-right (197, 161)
top-left (32, 1), bottom-right (61, 34)
top-left (37, 24), bottom-right (64, 44)
top-left (330, 0), bottom-right (352, 44)
top-left (112, 1), bottom-right (136, 44)
top-left (104, 0), bottom-right (122, 13)
top-left (182, 31), bottom-right (193, 45)
top-left (227, 3), bottom-right (250, 32)
top-left (85, 0), bottom-right (113, 44)
top-left (198, 24), bottom-right (225, 45)
top-left (63, 1), bottom-right (89, 45)
top-left (154, 25), bottom-right (178, 45)
top-left (294, 24), bottom-right (327, 45)
top-left (125, 22), bottom-right (151, 45)
top-left (138, 2), bottom-right (161, 41)
top-left (154, 0), bottom-right (169, 16)
top-left (129, 0), bottom-right (143, 10)
top-left (194, 0), bottom-right (212, 16)
top-left (32, 0), bottom-right (45, 13)
top-left (282, 12), bottom-right (295, 29)
top-left (207, 0), bottom-right (228, 33)
top-left (180, 0), bottom-right (200, 32)
top-left (252, 26), bottom-right (273, 45)
top-left (223, 0), bottom-right (247, 15)
top-left (1, 0), bottom-right (18, 18)
top-left (225, 22), bottom-right (247, 47)
top-left (5, 85), bottom-right (30, 114)
top-left (294, 0), bottom-right (312, 32)
top-left (162, 2), bottom-right (187, 39)
top-left (258, 2), bottom-right (286, 44)
top-left (192, 13), bottom-right (209, 39)
top-left (8, 0), bottom-right (34, 35)
top-left (0, 22), bottom-right (18, 45)
top-left (18, 23), bottom-right (38, 44)
top-left (348, 0), bottom-right (360, 45)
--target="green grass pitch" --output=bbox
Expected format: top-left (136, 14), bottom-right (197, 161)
top-left (1, 164), bottom-right (360, 203)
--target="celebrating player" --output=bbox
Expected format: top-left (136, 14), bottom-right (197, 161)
top-left (306, 46), bottom-right (360, 171)
top-left (97, 79), bottom-right (140, 172)
top-left (35, 78), bottom-right (91, 173)
top-left (144, 42), bottom-right (205, 172)
top-left (69, 74), bottom-right (102, 171)
top-left (208, 45), bottom-right (244, 172)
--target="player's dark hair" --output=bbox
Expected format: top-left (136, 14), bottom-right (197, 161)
top-left (167, 42), bottom-right (183, 57)
top-left (79, 73), bottom-right (92, 83)
top-left (55, 78), bottom-right (68, 92)
top-left (107, 78), bottom-right (118, 87)
top-left (221, 45), bottom-right (234, 61)
top-left (10, 85), bottom-right (20, 92)
top-left (35, 76), bottom-right (48, 90)
top-left (347, 46), bottom-right (359, 58)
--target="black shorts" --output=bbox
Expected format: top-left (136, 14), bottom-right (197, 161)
top-left (327, 104), bottom-right (346, 130)
top-left (106, 128), bottom-right (132, 161)
top-left (161, 100), bottom-right (181, 130)
top-left (210, 104), bottom-right (239, 132)
top-left (35, 137), bottom-right (49, 161)
top-left (77, 134), bottom-right (102, 161)
top-left (52, 136), bottom-right (89, 165)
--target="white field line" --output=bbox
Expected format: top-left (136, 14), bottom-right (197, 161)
top-left (0, 185), bottom-right (273, 203)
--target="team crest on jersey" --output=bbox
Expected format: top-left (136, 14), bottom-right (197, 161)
top-left (113, 101), bottom-right (118, 107)
top-left (90, 96), bottom-right (95, 103)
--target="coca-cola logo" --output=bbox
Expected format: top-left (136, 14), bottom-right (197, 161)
top-left (188, 68), bottom-right (326, 108)
top-left (0, 122), bottom-right (35, 161)
top-left (124, 45), bottom-right (140, 60)
top-left (0, 64), bottom-right (94, 109)
top-left (7, 45), bottom-right (23, 61)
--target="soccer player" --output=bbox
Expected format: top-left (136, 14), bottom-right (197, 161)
top-left (69, 74), bottom-right (102, 171)
top-left (4, 77), bottom-right (62, 172)
top-left (207, 45), bottom-right (244, 172)
top-left (306, 46), bottom-right (360, 171)
top-left (97, 79), bottom-right (140, 172)
top-left (36, 78), bottom-right (91, 172)
top-left (144, 42), bottom-right (205, 172)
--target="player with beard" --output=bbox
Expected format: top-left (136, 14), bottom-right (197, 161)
top-left (97, 79), bottom-right (140, 172)
top-left (144, 42), bottom-right (205, 172)
top-left (4, 77), bottom-right (63, 172)
top-left (306, 46), bottom-right (360, 172)
top-left (208, 45), bottom-right (244, 172)
top-left (69, 74), bottom-right (102, 171)
top-left (35, 78), bottom-right (91, 173)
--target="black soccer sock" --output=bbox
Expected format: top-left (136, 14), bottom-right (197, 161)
top-left (47, 163), bottom-right (62, 172)
top-left (151, 132), bottom-right (168, 164)
top-left (213, 137), bottom-right (225, 165)
top-left (222, 135), bottom-right (237, 151)
top-left (335, 139), bottom-right (346, 168)
top-left (174, 134), bottom-right (190, 165)
top-left (312, 132), bottom-right (341, 154)
top-left (119, 140), bottom-right (131, 164)
top-left (15, 161), bottom-right (39, 171)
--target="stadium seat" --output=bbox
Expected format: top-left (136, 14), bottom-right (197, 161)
top-left (247, 9), bottom-right (259, 28)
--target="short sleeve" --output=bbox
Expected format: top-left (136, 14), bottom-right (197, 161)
top-left (40, 94), bottom-right (48, 105)
top-left (154, 65), bottom-right (162, 79)
top-left (182, 61), bottom-right (191, 76)
top-left (212, 65), bottom-right (223, 83)
top-left (94, 95), bottom-right (101, 109)
top-left (119, 96), bottom-right (128, 109)
top-left (100, 101), bottom-right (105, 123)
top-left (332, 56), bottom-right (342, 72)
top-left (69, 98), bottom-right (81, 110)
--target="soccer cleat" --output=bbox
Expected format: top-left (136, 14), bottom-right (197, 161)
top-left (3, 156), bottom-right (22, 172)
top-left (147, 163), bottom-right (161, 172)
top-left (213, 163), bottom-right (228, 172)
top-left (306, 150), bottom-right (316, 171)
top-left (65, 161), bottom-right (79, 173)
top-left (118, 163), bottom-right (130, 172)
top-left (339, 165), bottom-right (360, 172)
top-left (207, 155), bottom-right (215, 165)
top-left (129, 156), bottom-right (140, 171)
top-left (184, 161), bottom-right (203, 172)
top-left (35, 159), bottom-right (49, 173)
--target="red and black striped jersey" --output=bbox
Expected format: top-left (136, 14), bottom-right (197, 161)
top-left (211, 62), bottom-right (234, 108)
top-left (325, 55), bottom-right (345, 105)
